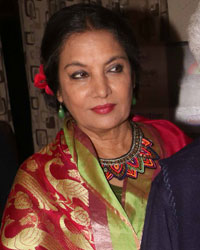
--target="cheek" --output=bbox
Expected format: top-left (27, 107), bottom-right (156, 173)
top-left (119, 78), bottom-right (133, 99)
top-left (63, 88), bottom-right (87, 111)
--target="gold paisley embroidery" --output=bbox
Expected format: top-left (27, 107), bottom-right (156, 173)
top-left (38, 145), bottom-right (52, 156)
top-left (71, 206), bottom-right (90, 227)
top-left (14, 191), bottom-right (32, 210)
top-left (26, 159), bottom-right (38, 172)
top-left (63, 148), bottom-right (69, 154)
top-left (44, 219), bottom-right (55, 234)
top-left (1, 218), bottom-right (64, 250)
top-left (68, 169), bottom-right (82, 182)
top-left (19, 213), bottom-right (38, 226)
top-left (38, 142), bottom-right (57, 156)
top-left (82, 228), bottom-right (93, 242)
top-left (60, 215), bottom-right (93, 250)
top-left (4, 199), bottom-right (12, 209)
top-left (14, 169), bottom-right (57, 211)
top-left (60, 133), bottom-right (66, 145)
top-left (60, 133), bottom-right (77, 162)
top-left (53, 193), bottom-right (69, 210)
top-left (45, 158), bottom-right (89, 207)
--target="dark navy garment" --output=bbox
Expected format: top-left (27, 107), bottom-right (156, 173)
top-left (141, 138), bottom-right (200, 250)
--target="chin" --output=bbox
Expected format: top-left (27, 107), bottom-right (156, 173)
top-left (93, 117), bottom-right (128, 131)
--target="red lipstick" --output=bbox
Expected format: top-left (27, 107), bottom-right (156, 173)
top-left (91, 103), bottom-right (116, 114)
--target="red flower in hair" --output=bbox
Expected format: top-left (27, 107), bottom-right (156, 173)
top-left (34, 65), bottom-right (54, 96)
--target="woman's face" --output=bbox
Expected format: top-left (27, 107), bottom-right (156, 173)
top-left (57, 30), bottom-right (133, 133)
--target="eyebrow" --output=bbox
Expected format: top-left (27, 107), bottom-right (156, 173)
top-left (105, 56), bottom-right (128, 65)
top-left (64, 55), bottom-right (128, 69)
top-left (64, 62), bottom-right (86, 69)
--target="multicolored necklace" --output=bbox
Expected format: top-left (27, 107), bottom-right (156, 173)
top-left (99, 122), bottom-right (160, 181)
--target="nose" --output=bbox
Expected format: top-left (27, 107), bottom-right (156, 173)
top-left (92, 74), bottom-right (112, 98)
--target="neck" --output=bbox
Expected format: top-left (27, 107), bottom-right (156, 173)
top-left (78, 119), bottom-right (133, 159)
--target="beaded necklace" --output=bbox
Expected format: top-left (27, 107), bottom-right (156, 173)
top-left (99, 122), bottom-right (160, 181)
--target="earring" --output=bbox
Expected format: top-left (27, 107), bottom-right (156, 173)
top-left (132, 96), bottom-right (137, 106)
top-left (58, 103), bottom-right (65, 119)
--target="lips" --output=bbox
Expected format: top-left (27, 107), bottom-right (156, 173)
top-left (91, 103), bottom-right (116, 114)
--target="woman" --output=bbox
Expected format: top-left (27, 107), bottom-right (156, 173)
top-left (0, 4), bottom-right (190, 250)
top-left (141, 3), bottom-right (200, 250)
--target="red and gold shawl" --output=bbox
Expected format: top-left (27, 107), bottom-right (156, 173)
top-left (0, 116), bottom-right (191, 250)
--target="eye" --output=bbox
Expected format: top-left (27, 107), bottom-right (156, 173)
top-left (70, 71), bottom-right (89, 79)
top-left (108, 64), bottom-right (123, 73)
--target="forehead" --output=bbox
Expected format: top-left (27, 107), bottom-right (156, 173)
top-left (59, 30), bottom-right (127, 62)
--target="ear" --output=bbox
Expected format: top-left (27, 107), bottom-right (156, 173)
top-left (56, 89), bottom-right (63, 103)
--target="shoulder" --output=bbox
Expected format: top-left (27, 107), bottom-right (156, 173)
top-left (159, 138), bottom-right (200, 178)
top-left (133, 115), bottom-right (192, 157)
top-left (158, 139), bottom-right (200, 240)
top-left (149, 138), bottom-right (200, 214)
top-left (156, 138), bottom-right (200, 209)
top-left (133, 115), bottom-right (189, 133)
top-left (19, 129), bottom-right (66, 173)
top-left (7, 129), bottom-right (71, 201)
top-left (144, 138), bottom-right (200, 250)
top-left (143, 139), bottom-right (200, 250)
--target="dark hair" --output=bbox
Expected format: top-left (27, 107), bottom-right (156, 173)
top-left (41, 3), bottom-right (139, 95)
